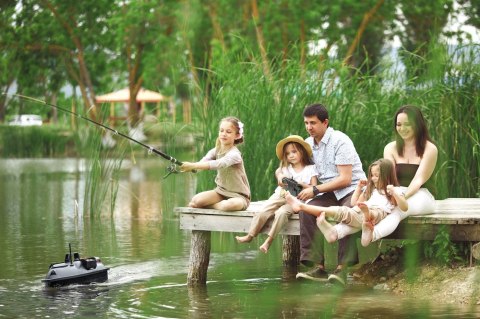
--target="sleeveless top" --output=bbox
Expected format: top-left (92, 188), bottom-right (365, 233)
top-left (396, 163), bottom-right (435, 195)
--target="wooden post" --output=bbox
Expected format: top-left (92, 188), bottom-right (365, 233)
top-left (282, 235), bottom-right (300, 266)
top-left (110, 102), bottom-right (115, 127)
top-left (187, 230), bottom-right (211, 286)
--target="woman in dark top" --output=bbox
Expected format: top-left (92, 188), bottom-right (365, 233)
top-left (363, 105), bottom-right (438, 245)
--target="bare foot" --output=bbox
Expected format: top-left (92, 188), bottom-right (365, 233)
top-left (316, 212), bottom-right (338, 243)
top-left (236, 234), bottom-right (253, 243)
top-left (316, 211), bottom-right (326, 225)
top-left (357, 202), bottom-right (369, 217)
top-left (285, 192), bottom-right (302, 212)
top-left (259, 242), bottom-right (270, 253)
top-left (361, 221), bottom-right (374, 247)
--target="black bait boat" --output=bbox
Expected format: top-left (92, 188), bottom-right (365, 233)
top-left (42, 244), bottom-right (109, 287)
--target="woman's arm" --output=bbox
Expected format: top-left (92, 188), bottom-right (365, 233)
top-left (388, 185), bottom-right (408, 211)
top-left (383, 142), bottom-right (397, 164)
top-left (405, 142), bottom-right (437, 199)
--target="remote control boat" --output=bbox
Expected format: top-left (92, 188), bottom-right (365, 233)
top-left (42, 244), bottom-right (109, 287)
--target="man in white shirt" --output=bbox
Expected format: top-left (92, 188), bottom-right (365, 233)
top-left (277, 103), bottom-right (366, 285)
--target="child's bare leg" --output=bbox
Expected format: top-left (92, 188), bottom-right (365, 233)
top-left (236, 234), bottom-right (253, 243)
top-left (189, 190), bottom-right (224, 208)
top-left (359, 202), bottom-right (374, 247)
top-left (285, 193), bottom-right (325, 217)
top-left (316, 212), bottom-right (338, 243)
top-left (259, 236), bottom-right (273, 253)
top-left (212, 197), bottom-right (246, 211)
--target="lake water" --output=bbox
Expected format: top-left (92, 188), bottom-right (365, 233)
top-left (0, 158), bottom-right (477, 318)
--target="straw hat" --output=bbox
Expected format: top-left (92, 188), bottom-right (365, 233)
top-left (275, 135), bottom-right (312, 160)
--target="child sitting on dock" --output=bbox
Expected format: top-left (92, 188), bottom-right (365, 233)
top-left (181, 116), bottom-right (250, 211)
top-left (236, 135), bottom-right (317, 252)
top-left (286, 158), bottom-right (408, 247)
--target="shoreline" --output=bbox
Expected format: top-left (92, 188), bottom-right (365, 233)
top-left (354, 248), bottom-right (480, 306)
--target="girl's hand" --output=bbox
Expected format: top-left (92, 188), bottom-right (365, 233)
top-left (386, 184), bottom-right (395, 195)
top-left (180, 162), bottom-right (195, 172)
top-left (359, 179), bottom-right (368, 187)
top-left (277, 173), bottom-right (286, 187)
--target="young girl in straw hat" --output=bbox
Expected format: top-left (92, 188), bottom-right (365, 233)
top-left (236, 135), bottom-right (318, 253)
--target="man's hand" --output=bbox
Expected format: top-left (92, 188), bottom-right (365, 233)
top-left (297, 187), bottom-right (314, 201)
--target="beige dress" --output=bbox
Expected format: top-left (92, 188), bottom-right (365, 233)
top-left (201, 146), bottom-right (250, 208)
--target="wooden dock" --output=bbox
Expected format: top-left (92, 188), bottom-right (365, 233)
top-left (175, 198), bottom-right (480, 286)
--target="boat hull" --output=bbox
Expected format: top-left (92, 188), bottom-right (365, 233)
top-left (42, 257), bottom-right (109, 287)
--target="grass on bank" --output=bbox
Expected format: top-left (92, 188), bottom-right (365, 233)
top-left (192, 42), bottom-right (479, 202)
top-left (190, 41), bottom-right (479, 267)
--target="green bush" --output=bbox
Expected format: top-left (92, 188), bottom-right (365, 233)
top-left (0, 125), bottom-right (73, 158)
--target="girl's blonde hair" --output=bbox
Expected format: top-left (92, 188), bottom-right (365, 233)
top-left (215, 116), bottom-right (244, 154)
top-left (279, 142), bottom-right (314, 168)
top-left (364, 158), bottom-right (399, 205)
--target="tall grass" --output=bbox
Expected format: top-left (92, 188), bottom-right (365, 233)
top-left (0, 125), bottom-right (72, 157)
top-left (73, 112), bottom-right (128, 218)
top-left (191, 42), bottom-right (479, 201)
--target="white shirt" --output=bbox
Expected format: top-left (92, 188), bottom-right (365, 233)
top-left (282, 164), bottom-right (317, 185)
top-left (273, 164), bottom-right (317, 197)
top-left (305, 127), bottom-right (366, 200)
top-left (365, 188), bottom-right (396, 214)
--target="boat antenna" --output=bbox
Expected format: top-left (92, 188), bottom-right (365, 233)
top-left (69, 243), bottom-right (73, 265)
top-left (5, 93), bottom-right (191, 178)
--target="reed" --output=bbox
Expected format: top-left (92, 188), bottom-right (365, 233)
top-left (191, 41), bottom-right (479, 201)
top-left (72, 111), bottom-right (128, 218)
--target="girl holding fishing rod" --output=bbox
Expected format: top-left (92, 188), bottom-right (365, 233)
top-left (181, 116), bottom-right (251, 211)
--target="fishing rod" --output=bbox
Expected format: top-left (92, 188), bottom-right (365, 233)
top-left (5, 93), bottom-right (189, 178)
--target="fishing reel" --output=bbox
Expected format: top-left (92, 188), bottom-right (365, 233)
top-left (163, 163), bottom-right (182, 179)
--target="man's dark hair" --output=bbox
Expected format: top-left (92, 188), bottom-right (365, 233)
top-left (303, 103), bottom-right (329, 122)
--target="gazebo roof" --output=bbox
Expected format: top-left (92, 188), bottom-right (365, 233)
top-left (96, 87), bottom-right (170, 103)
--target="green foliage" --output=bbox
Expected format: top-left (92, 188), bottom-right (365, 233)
top-left (0, 125), bottom-right (72, 157)
top-left (423, 226), bottom-right (467, 265)
top-left (191, 40), bottom-right (479, 201)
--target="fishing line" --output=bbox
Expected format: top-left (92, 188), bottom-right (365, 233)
top-left (5, 93), bottom-right (189, 177)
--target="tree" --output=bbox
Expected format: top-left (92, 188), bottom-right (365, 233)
top-left (109, 0), bottom-right (179, 127)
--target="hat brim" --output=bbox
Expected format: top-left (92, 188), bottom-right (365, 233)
top-left (275, 135), bottom-right (312, 160)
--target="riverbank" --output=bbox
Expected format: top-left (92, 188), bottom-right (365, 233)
top-left (354, 247), bottom-right (480, 306)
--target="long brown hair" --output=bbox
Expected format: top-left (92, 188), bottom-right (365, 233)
top-left (279, 142), bottom-right (314, 168)
top-left (364, 158), bottom-right (399, 205)
top-left (394, 105), bottom-right (432, 157)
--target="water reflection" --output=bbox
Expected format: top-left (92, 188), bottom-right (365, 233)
top-left (187, 286), bottom-right (212, 319)
top-left (0, 158), bottom-right (478, 318)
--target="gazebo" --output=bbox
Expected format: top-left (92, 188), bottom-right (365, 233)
top-left (95, 87), bottom-right (173, 126)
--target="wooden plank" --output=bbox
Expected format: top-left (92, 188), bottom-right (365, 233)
top-left (388, 223), bottom-right (480, 241)
top-left (175, 198), bottom-right (480, 240)
top-left (180, 213), bottom-right (300, 236)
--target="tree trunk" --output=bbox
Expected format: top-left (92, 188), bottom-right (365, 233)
top-left (41, 0), bottom-right (97, 118)
top-left (187, 230), bottom-right (211, 287)
top-left (282, 235), bottom-right (300, 267)
top-left (250, 0), bottom-right (271, 79)
top-left (343, 0), bottom-right (385, 67)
